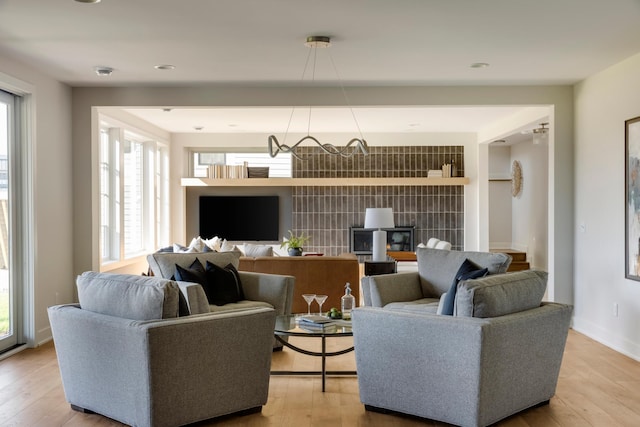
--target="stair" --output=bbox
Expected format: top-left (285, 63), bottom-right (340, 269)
top-left (490, 249), bottom-right (530, 272)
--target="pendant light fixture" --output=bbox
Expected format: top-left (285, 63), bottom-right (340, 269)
top-left (268, 36), bottom-right (369, 159)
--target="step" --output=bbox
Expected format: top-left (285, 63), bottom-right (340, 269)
top-left (490, 249), bottom-right (526, 262)
top-left (490, 249), bottom-right (529, 271)
top-left (507, 261), bottom-right (530, 272)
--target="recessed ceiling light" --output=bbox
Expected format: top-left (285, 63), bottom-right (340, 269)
top-left (492, 139), bottom-right (506, 144)
top-left (470, 62), bottom-right (490, 68)
top-left (75, 0), bottom-right (101, 3)
top-left (154, 64), bottom-right (176, 70)
top-left (162, 108), bottom-right (172, 112)
top-left (94, 66), bottom-right (113, 76)
top-left (194, 126), bottom-right (204, 131)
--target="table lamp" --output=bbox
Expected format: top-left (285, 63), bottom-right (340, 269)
top-left (364, 207), bottom-right (395, 262)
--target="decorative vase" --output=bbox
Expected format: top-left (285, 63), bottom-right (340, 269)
top-left (288, 247), bottom-right (303, 256)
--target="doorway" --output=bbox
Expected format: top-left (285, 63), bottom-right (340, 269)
top-left (488, 124), bottom-right (549, 271)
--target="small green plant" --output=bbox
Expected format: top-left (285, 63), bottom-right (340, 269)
top-left (280, 230), bottom-right (311, 250)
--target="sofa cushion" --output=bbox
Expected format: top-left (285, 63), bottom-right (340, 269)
top-left (440, 259), bottom-right (489, 316)
top-left (454, 270), bottom-right (547, 318)
top-left (243, 243), bottom-right (274, 257)
top-left (416, 247), bottom-right (512, 297)
top-left (77, 272), bottom-right (180, 320)
top-left (147, 251), bottom-right (241, 279)
top-left (205, 261), bottom-right (245, 305)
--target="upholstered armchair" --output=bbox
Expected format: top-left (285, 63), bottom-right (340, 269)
top-left (361, 247), bottom-right (512, 312)
top-left (49, 272), bottom-right (277, 427)
top-left (353, 269), bottom-right (573, 427)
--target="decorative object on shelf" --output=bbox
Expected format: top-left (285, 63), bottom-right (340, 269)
top-left (511, 160), bottom-right (523, 198)
top-left (364, 208), bottom-right (395, 262)
top-left (267, 36), bottom-right (369, 160)
top-left (625, 116), bottom-right (640, 281)
top-left (247, 166), bottom-right (269, 178)
top-left (280, 230), bottom-right (311, 256)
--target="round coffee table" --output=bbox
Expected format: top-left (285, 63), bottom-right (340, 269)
top-left (272, 314), bottom-right (357, 392)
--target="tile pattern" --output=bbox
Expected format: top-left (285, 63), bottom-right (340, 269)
top-left (291, 146), bottom-right (465, 257)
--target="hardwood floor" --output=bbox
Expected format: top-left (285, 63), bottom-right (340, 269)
top-left (0, 330), bottom-right (639, 426)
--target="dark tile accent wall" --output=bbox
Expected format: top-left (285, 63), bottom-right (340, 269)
top-left (291, 146), bottom-right (465, 256)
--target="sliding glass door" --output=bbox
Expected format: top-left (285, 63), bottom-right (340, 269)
top-left (0, 90), bottom-right (17, 352)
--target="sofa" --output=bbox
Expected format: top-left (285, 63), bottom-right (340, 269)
top-left (352, 269), bottom-right (573, 427)
top-left (49, 272), bottom-right (276, 427)
top-left (239, 253), bottom-right (360, 313)
top-left (361, 247), bottom-right (512, 312)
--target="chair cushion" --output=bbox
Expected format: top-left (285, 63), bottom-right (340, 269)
top-left (416, 247), bottom-right (512, 297)
top-left (77, 272), bottom-right (180, 320)
top-left (454, 270), bottom-right (547, 318)
top-left (440, 259), bottom-right (489, 316)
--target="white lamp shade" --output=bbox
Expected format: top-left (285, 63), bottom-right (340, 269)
top-left (364, 208), bottom-right (395, 229)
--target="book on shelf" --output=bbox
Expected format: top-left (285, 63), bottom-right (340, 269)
top-left (207, 161), bottom-right (249, 179)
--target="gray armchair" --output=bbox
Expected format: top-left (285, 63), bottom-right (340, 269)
top-left (49, 272), bottom-right (276, 427)
top-left (352, 270), bottom-right (573, 427)
top-left (361, 247), bottom-right (512, 312)
top-left (147, 251), bottom-right (294, 317)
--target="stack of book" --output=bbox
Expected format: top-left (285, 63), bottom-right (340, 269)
top-left (207, 161), bottom-right (249, 179)
top-left (427, 169), bottom-right (443, 178)
top-left (441, 163), bottom-right (452, 177)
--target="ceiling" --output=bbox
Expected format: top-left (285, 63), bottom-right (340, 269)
top-left (2, 0), bottom-right (639, 135)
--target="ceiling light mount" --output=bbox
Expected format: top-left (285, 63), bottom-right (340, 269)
top-left (154, 64), bottom-right (176, 70)
top-left (94, 66), bottom-right (113, 76)
top-left (304, 36), bottom-right (331, 48)
top-left (533, 122), bottom-right (549, 134)
top-left (268, 35), bottom-right (369, 160)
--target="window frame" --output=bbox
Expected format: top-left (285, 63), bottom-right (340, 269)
top-left (98, 117), bottom-right (169, 271)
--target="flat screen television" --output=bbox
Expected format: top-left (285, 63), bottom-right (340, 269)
top-left (199, 196), bottom-right (279, 241)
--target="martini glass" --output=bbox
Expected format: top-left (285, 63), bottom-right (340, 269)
top-left (302, 294), bottom-right (316, 315)
top-left (314, 295), bottom-right (328, 316)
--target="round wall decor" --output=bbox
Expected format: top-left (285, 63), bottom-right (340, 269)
top-left (511, 160), bottom-right (523, 197)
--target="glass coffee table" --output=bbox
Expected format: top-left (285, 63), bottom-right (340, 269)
top-left (272, 314), bottom-right (357, 392)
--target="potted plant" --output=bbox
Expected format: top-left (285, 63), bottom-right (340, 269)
top-left (280, 230), bottom-right (311, 256)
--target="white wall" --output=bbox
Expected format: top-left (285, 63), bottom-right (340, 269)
top-left (574, 52), bottom-right (640, 360)
top-left (0, 53), bottom-right (73, 346)
top-left (510, 140), bottom-right (549, 269)
top-left (489, 145), bottom-right (512, 248)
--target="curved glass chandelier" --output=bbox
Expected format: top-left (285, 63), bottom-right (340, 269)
top-left (268, 36), bottom-right (369, 160)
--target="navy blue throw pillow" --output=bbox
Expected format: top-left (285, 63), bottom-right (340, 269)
top-left (440, 259), bottom-right (489, 316)
top-left (204, 261), bottom-right (245, 306)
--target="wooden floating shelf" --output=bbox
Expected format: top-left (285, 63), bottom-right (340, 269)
top-left (181, 177), bottom-right (470, 187)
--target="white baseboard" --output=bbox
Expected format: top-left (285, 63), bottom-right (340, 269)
top-left (572, 316), bottom-right (640, 362)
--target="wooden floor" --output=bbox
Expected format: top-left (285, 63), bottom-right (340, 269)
top-left (0, 330), bottom-right (639, 426)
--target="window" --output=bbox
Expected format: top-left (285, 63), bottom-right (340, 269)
top-left (99, 122), bottom-right (169, 268)
top-left (191, 151), bottom-right (291, 178)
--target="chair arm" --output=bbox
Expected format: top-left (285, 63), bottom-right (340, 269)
top-left (175, 281), bottom-right (210, 314)
top-left (238, 271), bottom-right (295, 315)
top-left (361, 272), bottom-right (422, 307)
